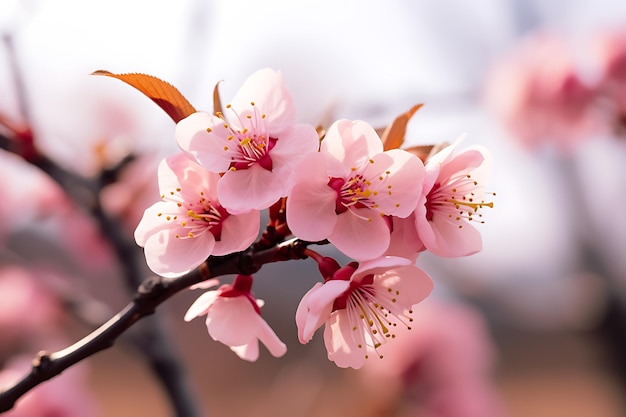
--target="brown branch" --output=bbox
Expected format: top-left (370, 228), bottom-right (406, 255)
top-left (0, 238), bottom-right (310, 413)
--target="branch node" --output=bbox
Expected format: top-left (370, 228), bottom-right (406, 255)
top-left (32, 351), bottom-right (51, 371)
top-left (136, 275), bottom-right (164, 300)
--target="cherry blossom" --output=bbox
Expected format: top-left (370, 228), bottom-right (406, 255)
top-left (286, 119), bottom-right (424, 260)
top-left (176, 68), bottom-right (319, 214)
top-left (184, 275), bottom-right (287, 361)
top-left (0, 356), bottom-right (97, 417)
top-left (483, 31), bottom-right (603, 150)
top-left (134, 153), bottom-right (260, 278)
top-left (361, 299), bottom-right (504, 417)
top-left (296, 256), bottom-right (433, 369)
top-left (414, 140), bottom-right (493, 258)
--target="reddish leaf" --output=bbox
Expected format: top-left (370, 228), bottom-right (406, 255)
top-left (91, 70), bottom-right (196, 123)
top-left (380, 103), bottom-right (424, 150)
top-left (213, 80), bottom-right (224, 116)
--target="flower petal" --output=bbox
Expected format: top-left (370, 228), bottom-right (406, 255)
top-left (176, 112), bottom-right (235, 173)
top-left (218, 164), bottom-right (282, 213)
top-left (322, 120), bottom-right (383, 177)
top-left (230, 68), bottom-right (296, 136)
top-left (296, 280), bottom-right (350, 343)
top-left (323, 311), bottom-right (366, 369)
top-left (329, 208), bottom-right (391, 260)
top-left (286, 153), bottom-right (338, 241)
top-left (212, 209), bottom-right (260, 256)
top-left (143, 228), bottom-right (215, 277)
top-left (184, 290), bottom-right (220, 321)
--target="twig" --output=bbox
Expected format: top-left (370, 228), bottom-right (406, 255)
top-left (0, 238), bottom-right (311, 413)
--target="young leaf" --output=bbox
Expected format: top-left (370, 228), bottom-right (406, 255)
top-left (91, 70), bottom-right (196, 123)
top-left (380, 103), bottom-right (424, 150)
top-left (213, 80), bottom-right (224, 116)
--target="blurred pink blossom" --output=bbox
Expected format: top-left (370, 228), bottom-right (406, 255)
top-left (593, 28), bottom-right (626, 118)
top-left (0, 356), bottom-right (97, 417)
top-left (296, 256), bottom-right (433, 369)
top-left (0, 266), bottom-right (61, 351)
top-left (484, 31), bottom-right (605, 150)
top-left (184, 276), bottom-right (287, 361)
top-left (361, 298), bottom-right (504, 417)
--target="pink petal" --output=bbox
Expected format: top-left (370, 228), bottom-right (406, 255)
top-left (378, 266), bottom-right (434, 307)
top-left (205, 297), bottom-right (262, 346)
top-left (134, 201), bottom-right (178, 247)
top-left (296, 280), bottom-right (350, 343)
top-left (373, 149), bottom-right (424, 218)
top-left (269, 123), bottom-right (320, 177)
top-left (176, 112), bottom-right (235, 173)
top-left (322, 120), bottom-right (383, 177)
top-left (218, 164), bottom-right (282, 213)
top-left (427, 215), bottom-right (483, 257)
top-left (438, 148), bottom-right (485, 182)
top-left (230, 342), bottom-right (259, 362)
top-left (143, 228), bottom-right (215, 278)
top-left (189, 278), bottom-right (220, 290)
top-left (230, 69), bottom-right (296, 136)
top-left (354, 256), bottom-right (412, 280)
top-left (253, 317), bottom-right (287, 358)
top-left (323, 311), bottom-right (366, 369)
top-left (212, 209), bottom-right (260, 256)
top-left (329, 208), bottom-right (391, 260)
top-left (184, 290), bottom-right (220, 321)
top-left (286, 152), bottom-right (338, 241)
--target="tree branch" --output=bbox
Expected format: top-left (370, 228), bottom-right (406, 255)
top-left (0, 238), bottom-right (310, 413)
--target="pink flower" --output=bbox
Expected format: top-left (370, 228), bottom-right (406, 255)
top-left (0, 356), bottom-right (97, 417)
top-left (287, 119), bottom-right (424, 260)
top-left (296, 256), bottom-right (433, 369)
top-left (134, 153), bottom-right (260, 278)
top-left (483, 31), bottom-right (603, 150)
top-left (414, 140), bottom-right (493, 258)
top-left (184, 275), bottom-right (287, 361)
top-left (176, 68), bottom-right (319, 214)
top-left (361, 299), bottom-right (504, 417)
top-left (0, 267), bottom-right (61, 350)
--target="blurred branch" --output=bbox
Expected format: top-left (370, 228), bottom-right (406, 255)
top-left (0, 238), bottom-right (311, 414)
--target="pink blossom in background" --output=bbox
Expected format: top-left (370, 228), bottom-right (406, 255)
top-left (176, 68), bottom-right (319, 214)
top-left (184, 276), bottom-right (287, 361)
top-left (0, 266), bottom-right (61, 352)
top-left (361, 298), bottom-right (504, 417)
top-left (100, 154), bottom-right (161, 232)
top-left (296, 256), bottom-right (433, 369)
top-left (0, 356), bottom-right (97, 417)
top-left (413, 140), bottom-right (493, 258)
top-left (135, 153), bottom-right (260, 278)
top-left (287, 119), bottom-right (424, 260)
top-left (592, 28), bottom-right (626, 117)
top-left (483, 31), bottom-right (604, 150)
top-left (0, 150), bottom-right (69, 241)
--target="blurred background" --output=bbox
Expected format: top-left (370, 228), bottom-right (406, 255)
top-left (1, 0), bottom-right (625, 416)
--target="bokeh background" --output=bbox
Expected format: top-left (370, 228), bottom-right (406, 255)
top-left (1, 0), bottom-right (625, 416)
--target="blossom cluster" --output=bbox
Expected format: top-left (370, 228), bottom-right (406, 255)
top-left (135, 68), bottom-right (493, 368)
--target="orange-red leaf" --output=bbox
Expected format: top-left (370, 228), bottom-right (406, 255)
top-left (213, 80), bottom-right (224, 116)
top-left (91, 70), bottom-right (196, 123)
top-left (380, 103), bottom-right (424, 150)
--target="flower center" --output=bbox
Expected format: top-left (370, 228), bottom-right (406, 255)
top-left (328, 174), bottom-right (375, 215)
top-left (159, 188), bottom-right (230, 240)
top-left (332, 274), bottom-right (414, 360)
top-left (218, 102), bottom-right (278, 172)
top-left (425, 173), bottom-right (494, 228)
